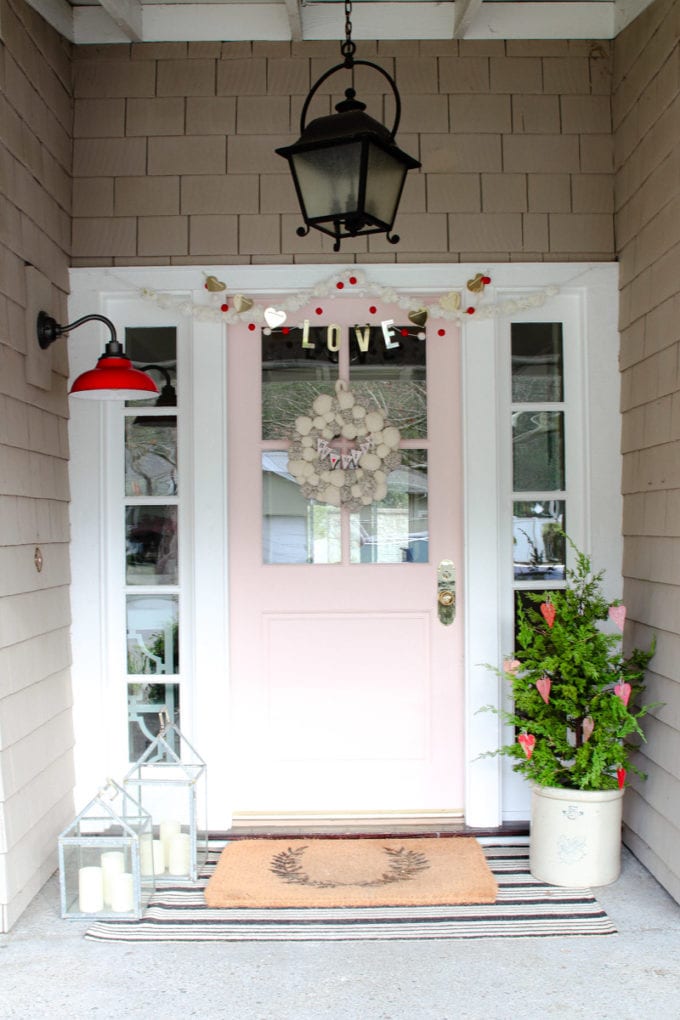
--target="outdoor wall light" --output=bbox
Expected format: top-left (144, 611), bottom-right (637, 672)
top-left (276, 0), bottom-right (421, 252)
top-left (37, 312), bottom-right (160, 400)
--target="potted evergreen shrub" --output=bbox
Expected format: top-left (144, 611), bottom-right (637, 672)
top-left (486, 541), bottom-right (655, 887)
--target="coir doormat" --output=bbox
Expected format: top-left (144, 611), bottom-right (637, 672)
top-left (84, 840), bottom-right (617, 942)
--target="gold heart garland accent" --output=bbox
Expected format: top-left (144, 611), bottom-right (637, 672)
top-left (204, 274), bottom-right (226, 292)
top-left (233, 294), bottom-right (254, 313)
top-left (408, 308), bottom-right (428, 327)
top-left (466, 273), bottom-right (486, 293)
top-left (439, 291), bottom-right (462, 311)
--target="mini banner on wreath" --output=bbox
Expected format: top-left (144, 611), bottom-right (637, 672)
top-left (287, 381), bottom-right (402, 510)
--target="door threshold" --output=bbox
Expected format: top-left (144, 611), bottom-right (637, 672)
top-left (224, 812), bottom-right (528, 839)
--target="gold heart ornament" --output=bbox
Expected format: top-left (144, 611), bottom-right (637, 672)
top-left (408, 308), bottom-right (428, 327)
top-left (439, 291), bottom-right (461, 311)
top-left (466, 272), bottom-right (485, 293)
top-left (233, 294), bottom-right (254, 313)
top-left (205, 274), bottom-right (226, 292)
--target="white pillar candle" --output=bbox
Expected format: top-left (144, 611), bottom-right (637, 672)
top-left (110, 872), bottom-right (135, 913)
top-left (140, 834), bottom-right (154, 876)
top-left (78, 866), bottom-right (104, 913)
top-left (159, 819), bottom-right (181, 863)
top-left (152, 839), bottom-right (165, 874)
top-left (167, 832), bottom-right (191, 875)
top-left (101, 850), bottom-right (126, 906)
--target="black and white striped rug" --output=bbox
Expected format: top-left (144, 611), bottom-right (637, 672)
top-left (85, 841), bottom-right (617, 942)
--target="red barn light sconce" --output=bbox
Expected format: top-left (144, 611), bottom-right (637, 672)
top-left (37, 311), bottom-right (160, 400)
top-left (276, 0), bottom-right (420, 252)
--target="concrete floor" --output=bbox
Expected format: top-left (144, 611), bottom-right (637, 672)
top-left (1, 846), bottom-right (679, 1020)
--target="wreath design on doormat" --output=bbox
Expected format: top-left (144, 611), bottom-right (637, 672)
top-left (286, 381), bottom-right (402, 511)
top-left (270, 845), bottom-right (430, 889)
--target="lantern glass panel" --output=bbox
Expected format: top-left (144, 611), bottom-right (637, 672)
top-left (364, 143), bottom-right (406, 227)
top-left (124, 723), bottom-right (208, 883)
top-left (58, 780), bottom-right (155, 919)
top-left (292, 141), bottom-right (362, 220)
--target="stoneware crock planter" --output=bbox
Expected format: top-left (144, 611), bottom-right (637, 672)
top-left (529, 785), bottom-right (625, 887)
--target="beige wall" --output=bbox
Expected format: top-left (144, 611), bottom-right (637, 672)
top-left (614, 0), bottom-right (680, 903)
top-left (0, 0), bottom-right (74, 930)
top-left (71, 38), bottom-right (615, 264)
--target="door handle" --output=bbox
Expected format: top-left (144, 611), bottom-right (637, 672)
top-left (437, 560), bottom-right (456, 625)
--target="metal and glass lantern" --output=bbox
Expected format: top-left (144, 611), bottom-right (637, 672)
top-left (58, 779), bottom-right (155, 919)
top-left (124, 715), bottom-right (207, 883)
top-left (276, 0), bottom-right (420, 251)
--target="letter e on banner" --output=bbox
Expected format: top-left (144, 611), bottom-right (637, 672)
top-left (381, 319), bottom-right (400, 350)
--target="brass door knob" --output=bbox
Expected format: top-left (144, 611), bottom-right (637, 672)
top-left (438, 589), bottom-right (454, 607)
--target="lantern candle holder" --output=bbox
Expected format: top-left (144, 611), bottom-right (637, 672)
top-left (124, 717), bottom-right (208, 883)
top-left (58, 779), bottom-right (155, 919)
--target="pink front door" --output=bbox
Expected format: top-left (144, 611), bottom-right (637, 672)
top-left (227, 295), bottom-right (463, 820)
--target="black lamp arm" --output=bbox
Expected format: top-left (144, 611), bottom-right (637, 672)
top-left (37, 311), bottom-right (123, 355)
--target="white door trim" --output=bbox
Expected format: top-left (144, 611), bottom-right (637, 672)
top-left (67, 262), bottom-right (620, 828)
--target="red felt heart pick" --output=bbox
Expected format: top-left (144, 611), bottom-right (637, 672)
top-left (617, 767), bottom-right (627, 789)
top-left (518, 733), bottom-right (536, 759)
top-left (540, 602), bottom-right (556, 628)
top-left (614, 682), bottom-right (632, 707)
top-left (536, 675), bottom-right (551, 704)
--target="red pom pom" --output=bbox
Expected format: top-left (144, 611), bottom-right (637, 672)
top-left (482, 275), bottom-right (491, 285)
top-left (369, 306), bottom-right (377, 314)
top-left (401, 328), bottom-right (408, 337)
top-left (282, 327), bottom-right (289, 335)
top-left (437, 328), bottom-right (445, 337)
top-left (336, 281), bottom-right (344, 289)
top-left (466, 306), bottom-right (476, 315)
top-left (315, 307), bottom-right (323, 315)
top-left (248, 323), bottom-right (256, 332)
top-left (220, 303), bottom-right (229, 312)
top-left (349, 276), bottom-right (357, 285)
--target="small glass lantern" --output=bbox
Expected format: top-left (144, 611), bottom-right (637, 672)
top-left (58, 779), bottom-right (155, 919)
top-left (124, 716), bottom-right (207, 883)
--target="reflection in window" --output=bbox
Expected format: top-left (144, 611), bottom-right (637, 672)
top-left (350, 451), bottom-right (428, 564)
top-left (125, 328), bottom-right (178, 408)
top-left (511, 323), bottom-right (563, 403)
top-left (512, 411), bottom-right (564, 491)
top-left (125, 506), bottom-right (178, 584)
top-left (125, 419), bottom-right (177, 496)
top-left (127, 682), bottom-right (180, 760)
top-left (262, 327), bottom-right (338, 440)
top-left (126, 594), bottom-right (179, 674)
top-left (350, 327), bottom-right (426, 439)
top-left (513, 501), bottom-right (565, 581)
top-left (262, 451), bottom-right (341, 564)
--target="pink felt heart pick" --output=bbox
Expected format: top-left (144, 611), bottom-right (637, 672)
top-left (583, 716), bottom-right (595, 742)
top-left (609, 605), bottom-right (626, 631)
top-left (536, 675), bottom-right (551, 704)
top-left (503, 658), bottom-right (521, 675)
top-left (518, 733), bottom-right (536, 759)
top-left (540, 602), bottom-right (556, 628)
top-left (614, 682), bottom-right (632, 707)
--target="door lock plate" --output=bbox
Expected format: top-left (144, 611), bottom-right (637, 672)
top-left (437, 560), bottom-right (456, 625)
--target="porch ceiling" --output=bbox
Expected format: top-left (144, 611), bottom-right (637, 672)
top-left (25, 0), bottom-right (654, 46)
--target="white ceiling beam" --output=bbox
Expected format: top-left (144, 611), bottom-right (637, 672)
top-left (453, 0), bottom-right (484, 38)
top-left (23, 0), bottom-right (75, 41)
top-left (283, 0), bottom-right (303, 40)
top-left (98, 0), bottom-right (143, 39)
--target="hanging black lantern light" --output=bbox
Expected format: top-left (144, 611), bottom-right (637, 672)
top-left (276, 0), bottom-right (421, 252)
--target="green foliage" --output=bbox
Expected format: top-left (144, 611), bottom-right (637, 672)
top-left (482, 540), bottom-right (656, 791)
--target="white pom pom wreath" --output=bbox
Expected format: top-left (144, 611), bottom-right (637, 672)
top-left (287, 382), bottom-right (401, 511)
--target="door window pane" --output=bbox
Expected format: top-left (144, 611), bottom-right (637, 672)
top-left (124, 327), bottom-right (177, 408)
top-left (350, 326), bottom-right (427, 439)
top-left (126, 594), bottom-right (179, 674)
top-left (511, 323), bottom-right (563, 402)
top-left (262, 451), bottom-right (341, 564)
top-left (128, 682), bottom-right (180, 760)
top-left (125, 419), bottom-right (177, 496)
top-left (126, 506), bottom-right (178, 584)
top-left (350, 451), bottom-right (428, 563)
top-left (512, 411), bottom-right (564, 491)
top-left (513, 500), bottom-right (565, 581)
top-left (262, 326), bottom-right (338, 440)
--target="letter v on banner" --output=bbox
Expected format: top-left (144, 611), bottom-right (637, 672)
top-left (354, 326), bottom-right (371, 353)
